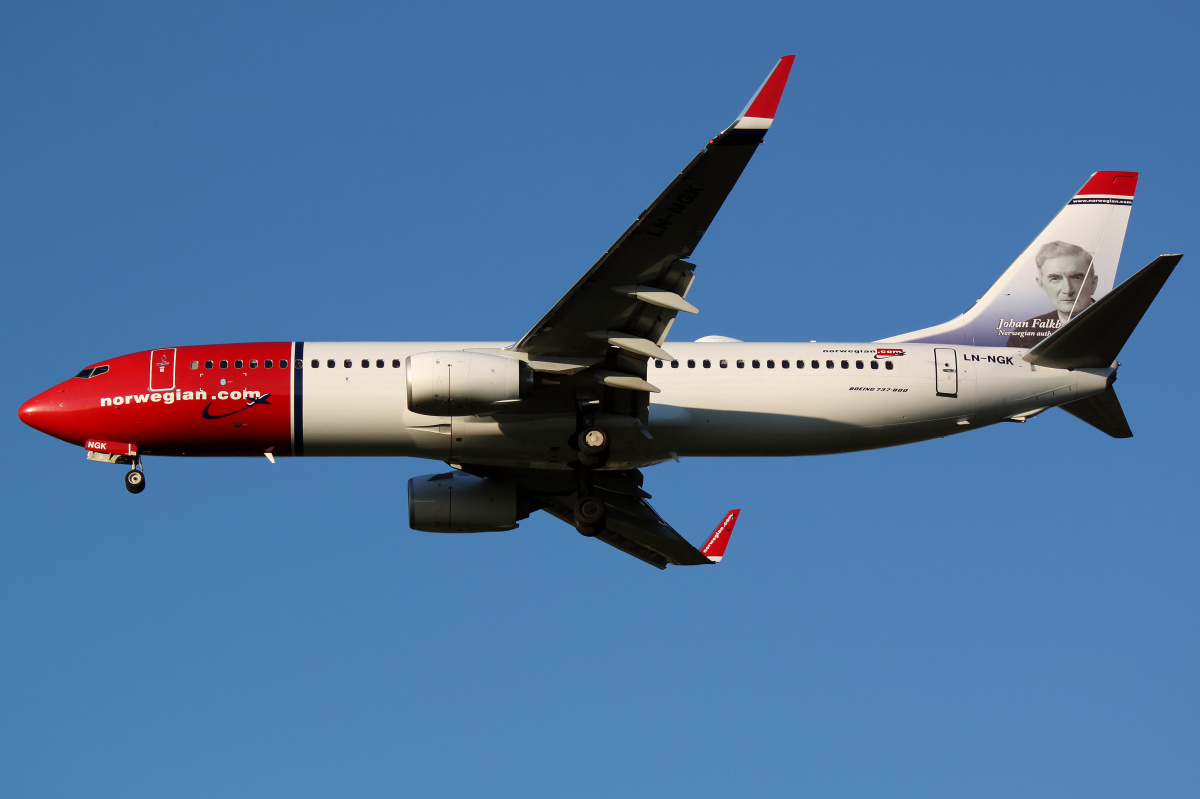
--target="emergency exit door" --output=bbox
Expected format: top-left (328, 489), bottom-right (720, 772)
top-left (934, 348), bottom-right (958, 397)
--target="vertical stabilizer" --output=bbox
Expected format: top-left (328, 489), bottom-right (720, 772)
top-left (881, 172), bottom-right (1137, 347)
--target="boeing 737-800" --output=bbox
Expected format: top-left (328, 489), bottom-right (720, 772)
top-left (18, 56), bottom-right (1181, 568)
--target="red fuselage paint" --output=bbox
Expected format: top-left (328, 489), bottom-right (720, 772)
top-left (19, 344), bottom-right (294, 456)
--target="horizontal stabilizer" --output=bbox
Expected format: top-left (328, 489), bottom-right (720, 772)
top-left (1024, 254), bottom-right (1182, 369)
top-left (1059, 386), bottom-right (1133, 438)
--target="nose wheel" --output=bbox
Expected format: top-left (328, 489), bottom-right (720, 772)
top-left (124, 460), bottom-right (146, 494)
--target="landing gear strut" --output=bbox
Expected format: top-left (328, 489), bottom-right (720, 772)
top-left (124, 459), bottom-right (146, 494)
top-left (572, 406), bottom-right (610, 535)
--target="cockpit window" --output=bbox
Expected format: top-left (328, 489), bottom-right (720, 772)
top-left (73, 365), bottom-right (110, 379)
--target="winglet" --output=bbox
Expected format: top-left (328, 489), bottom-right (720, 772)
top-left (700, 509), bottom-right (740, 563)
top-left (712, 56), bottom-right (795, 145)
top-left (735, 56), bottom-right (795, 128)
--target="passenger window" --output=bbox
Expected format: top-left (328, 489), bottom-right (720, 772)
top-left (392, 359), bottom-right (401, 368)
top-left (825, 360), bottom-right (834, 369)
top-left (671, 361), bottom-right (679, 368)
top-left (345, 359), bottom-right (353, 368)
top-left (703, 359), bottom-right (711, 368)
top-left (720, 360), bottom-right (728, 368)
top-left (752, 360), bottom-right (760, 368)
top-left (361, 359), bottom-right (369, 368)
top-left (856, 360), bottom-right (863, 369)
top-left (736, 360), bottom-right (745, 368)
top-left (294, 360), bottom-right (302, 369)
top-left (654, 359), bottom-right (663, 368)
top-left (235, 360), bottom-right (244, 369)
top-left (841, 360), bottom-right (849, 369)
top-left (376, 359), bottom-right (384, 368)
top-left (220, 360), bottom-right (229, 369)
top-left (782, 360), bottom-right (790, 369)
top-left (190, 360), bottom-right (199, 369)
top-left (205, 360), bottom-right (214, 369)
top-left (687, 359), bottom-right (695, 368)
top-left (812, 360), bottom-right (819, 369)
top-left (264, 359), bottom-right (273, 369)
top-left (327, 359), bottom-right (335, 368)
top-left (312, 359), bottom-right (320, 368)
top-left (885, 361), bottom-right (894, 370)
top-left (250, 359), bottom-right (258, 369)
top-left (870, 360), bottom-right (879, 370)
top-left (766, 360), bottom-right (775, 368)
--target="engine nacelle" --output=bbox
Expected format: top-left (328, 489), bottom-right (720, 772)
top-left (406, 351), bottom-right (532, 416)
top-left (407, 471), bottom-right (526, 533)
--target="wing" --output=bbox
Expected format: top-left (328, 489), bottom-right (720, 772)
top-left (513, 55), bottom-right (795, 374)
top-left (459, 465), bottom-right (739, 569)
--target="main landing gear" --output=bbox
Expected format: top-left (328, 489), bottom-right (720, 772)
top-left (124, 459), bottom-right (146, 494)
top-left (572, 415), bottom-right (611, 537)
top-left (574, 494), bottom-right (606, 537)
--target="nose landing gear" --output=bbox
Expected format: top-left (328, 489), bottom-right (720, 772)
top-left (124, 459), bottom-right (146, 494)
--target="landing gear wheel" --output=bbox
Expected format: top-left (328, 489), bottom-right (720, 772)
top-left (574, 495), bottom-right (606, 536)
top-left (577, 427), bottom-right (610, 469)
top-left (125, 469), bottom-right (146, 494)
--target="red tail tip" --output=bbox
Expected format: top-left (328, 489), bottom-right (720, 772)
top-left (1076, 171), bottom-right (1138, 197)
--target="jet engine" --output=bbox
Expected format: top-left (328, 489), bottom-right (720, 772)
top-left (406, 351), bottom-right (532, 416)
top-left (407, 471), bottom-right (528, 533)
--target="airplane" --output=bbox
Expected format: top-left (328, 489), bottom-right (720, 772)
top-left (17, 55), bottom-right (1182, 569)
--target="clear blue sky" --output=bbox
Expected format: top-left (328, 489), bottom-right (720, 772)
top-left (4, 2), bottom-right (1198, 796)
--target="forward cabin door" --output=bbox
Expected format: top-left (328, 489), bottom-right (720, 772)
top-left (934, 348), bottom-right (958, 397)
top-left (149, 348), bottom-right (177, 392)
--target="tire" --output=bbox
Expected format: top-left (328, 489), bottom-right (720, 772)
top-left (574, 495), bottom-right (606, 535)
top-left (576, 427), bottom-right (610, 467)
top-left (125, 470), bottom-right (146, 494)
top-left (577, 451), bottom-right (604, 469)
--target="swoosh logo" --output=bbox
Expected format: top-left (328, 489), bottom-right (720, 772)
top-left (202, 393), bottom-right (272, 420)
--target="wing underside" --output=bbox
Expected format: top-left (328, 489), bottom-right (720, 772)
top-left (447, 58), bottom-right (793, 567)
top-left (459, 465), bottom-right (727, 569)
top-left (510, 56), bottom-right (796, 418)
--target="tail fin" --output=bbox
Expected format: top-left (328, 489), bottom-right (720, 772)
top-left (881, 171), bottom-right (1138, 347)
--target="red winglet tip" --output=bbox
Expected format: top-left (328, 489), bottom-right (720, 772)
top-left (743, 55), bottom-right (795, 121)
top-left (1076, 171), bottom-right (1138, 197)
top-left (701, 509), bottom-right (740, 563)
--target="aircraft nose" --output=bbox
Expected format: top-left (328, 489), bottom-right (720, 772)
top-left (18, 388), bottom-right (70, 437)
top-left (19, 393), bottom-right (51, 432)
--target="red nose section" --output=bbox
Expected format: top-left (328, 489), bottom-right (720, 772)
top-left (18, 387), bottom-right (80, 444)
top-left (18, 394), bottom-right (50, 433)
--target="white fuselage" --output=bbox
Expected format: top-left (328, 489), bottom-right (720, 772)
top-left (296, 341), bottom-right (1112, 469)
